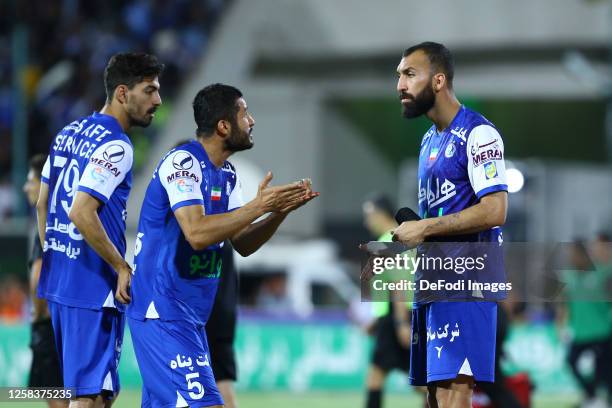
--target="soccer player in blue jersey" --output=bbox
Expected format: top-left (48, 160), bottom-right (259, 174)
top-left (36, 53), bottom-right (163, 407)
top-left (392, 42), bottom-right (508, 407)
top-left (127, 83), bottom-right (318, 408)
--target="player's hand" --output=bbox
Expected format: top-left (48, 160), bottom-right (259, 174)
top-left (256, 171), bottom-right (309, 213)
top-left (115, 264), bottom-right (132, 304)
top-left (396, 322), bottom-right (412, 348)
top-left (279, 191), bottom-right (321, 214)
top-left (391, 220), bottom-right (429, 247)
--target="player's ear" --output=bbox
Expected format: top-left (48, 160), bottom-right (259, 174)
top-left (432, 73), bottom-right (445, 92)
top-left (216, 119), bottom-right (230, 137)
top-left (115, 85), bottom-right (128, 104)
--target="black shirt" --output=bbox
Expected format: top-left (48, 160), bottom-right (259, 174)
top-left (206, 240), bottom-right (238, 342)
top-left (29, 231), bottom-right (43, 270)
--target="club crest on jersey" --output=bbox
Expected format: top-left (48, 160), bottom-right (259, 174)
top-left (102, 144), bottom-right (125, 163)
top-left (471, 139), bottom-right (502, 167)
top-left (445, 143), bottom-right (456, 158)
top-left (484, 162), bottom-right (498, 179)
top-left (172, 152), bottom-right (194, 170)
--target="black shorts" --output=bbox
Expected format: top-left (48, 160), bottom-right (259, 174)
top-left (209, 337), bottom-right (237, 382)
top-left (371, 315), bottom-right (411, 373)
top-left (28, 319), bottom-right (63, 388)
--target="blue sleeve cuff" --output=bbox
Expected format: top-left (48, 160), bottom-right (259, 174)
top-left (171, 199), bottom-right (205, 212)
top-left (476, 184), bottom-right (508, 199)
top-left (41, 176), bottom-right (49, 184)
top-left (77, 185), bottom-right (109, 204)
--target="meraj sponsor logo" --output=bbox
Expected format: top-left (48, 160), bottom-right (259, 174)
top-left (471, 139), bottom-right (502, 167)
top-left (90, 157), bottom-right (122, 177)
top-left (167, 171), bottom-right (199, 183)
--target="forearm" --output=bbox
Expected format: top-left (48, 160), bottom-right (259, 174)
top-left (70, 210), bottom-right (127, 272)
top-left (391, 290), bottom-right (410, 324)
top-left (30, 259), bottom-right (48, 320)
top-left (35, 187), bottom-right (48, 247)
top-left (231, 212), bottom-right (287, 256)
top-left (183, 201), bottom-right (265, 251)
top-left (422, 195), bottom-right (506, 238)
top-left (36, 207), bottom-right (47, 248)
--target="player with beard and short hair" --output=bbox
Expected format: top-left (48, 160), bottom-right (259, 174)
top-left (37, 52), bottom-right (163, 408)
top-left (127, 83), bottom-right (318, 408)
top-left (391, 42), bottom-right (508, 408)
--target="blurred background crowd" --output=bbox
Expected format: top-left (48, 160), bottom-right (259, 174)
top-left (1, 0), bottom-right (611, 407)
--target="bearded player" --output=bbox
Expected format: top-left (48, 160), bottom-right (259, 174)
top-left (392, 42), bottom-right (508, 408)
top-left (127, 83), bottom-right (317, 407)
top-left (37, 53), bottom-right (163, 407)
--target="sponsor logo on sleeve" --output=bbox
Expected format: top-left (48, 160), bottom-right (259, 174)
top-left (166, 152), bottom-right (200, 183)
top-left (471, 139), bottom-right (503, 167)
top-left (172, 152), bottom-right (193, 170)
top-left (90, 166), bottom-right (110, 184)
top-left (176, 178), bottom-right (194, 193)
top-left (90, 156), bottom-right (123, 177)
top-left (484, 161), bottom-right (498, 179)
top-left (102, 144), bottom-right (125, 163)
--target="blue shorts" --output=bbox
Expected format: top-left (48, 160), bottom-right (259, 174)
top-left (48, 301), bottom-right (125, 397)
top-left (128, 317), bottom-right (223, 408)
top-left (409, 301), bottom-right (496, 386)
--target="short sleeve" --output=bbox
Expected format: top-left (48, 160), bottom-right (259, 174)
top-left (41, 156), bottom-right (50, 184)
top-left (159, 150), bottom-right (205, 212)
top-left (466, 125), bottom-right (508, 199)
top-left (228, 173), bottom-right (245, 211)
top-left (78, 140), bottom-right (133, 203)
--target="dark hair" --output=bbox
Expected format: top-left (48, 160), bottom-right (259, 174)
top-left (403, 42), bottom-right (454, 88)
top-left (192, 83), bottom-right (243, 137)
top-left (104, 53), bottom-right (164, 102)
top-left (364, 193), bottom-right (395, 218)
top-left (29, 154), bottom-right (46, 179)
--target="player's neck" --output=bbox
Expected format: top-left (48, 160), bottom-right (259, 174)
top-left (99, 104), bottom-right (130, 132)
top-left (198, 138), bottom-right (231, 168)
top-left (427, 93), bottom-right (461, 132)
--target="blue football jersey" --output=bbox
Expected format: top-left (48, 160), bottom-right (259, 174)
top-left (39, 112), bottom-right (134, 310)
top-left (127, 140), bottom-right (244, 325)
top-left (415, 106), bottom-right (508, 303)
